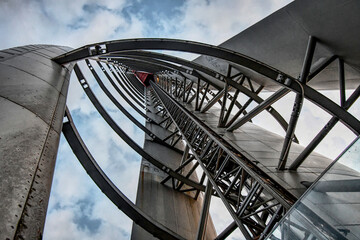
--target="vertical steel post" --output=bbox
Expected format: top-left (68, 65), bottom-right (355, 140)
top-left (196, 180), bottom-right (213, 240)
top-left (218, 81), bottom-right (229, 127)
top-left (195, 78), bottom-right (201, 111)
top-left (278, 36), bottom-right (316, 170)
top-left (339, 59), bottom-right (346, 107)
top-left (289, 84), bottom-right (360, 170)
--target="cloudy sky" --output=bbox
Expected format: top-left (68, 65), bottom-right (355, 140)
top-left (1, 0), bottom-right (359, 239)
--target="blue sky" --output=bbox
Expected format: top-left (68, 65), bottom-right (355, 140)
top-left (1, 0), bottom-right (359, 239)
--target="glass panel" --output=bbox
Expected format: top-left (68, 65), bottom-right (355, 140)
top-left (267, 137), bottom-right (360, 240)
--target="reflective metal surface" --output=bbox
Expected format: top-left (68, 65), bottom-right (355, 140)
top-left (0, 45), bottom-right (72, 239)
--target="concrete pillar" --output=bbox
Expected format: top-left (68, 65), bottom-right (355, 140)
top-left (131, 96), bottom-right (216, 239)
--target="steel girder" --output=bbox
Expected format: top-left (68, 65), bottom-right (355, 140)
top-left (72, 63), bottom-right (204, 192)
top-left (84, 60), bottom-right (183, 154)
top-left (150, 82), bottom-right (297, 239)
top-left (101, 51), bottom-right (297, 138)
top-left (53, 38), bottom-right (360, 135)
top-left (52, 37), bottom-right (360, 239)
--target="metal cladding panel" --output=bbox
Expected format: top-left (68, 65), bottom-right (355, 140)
top-left (194, 0), bottom-right (360, 91)
top-left (188, 104), bottom-right (347, 199)
top-left (0, 45), bottom-right (72, 239)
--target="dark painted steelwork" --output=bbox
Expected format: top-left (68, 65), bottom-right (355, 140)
top-left (104, 52), bottom-right (291, 135)
top-left (85, 60), bottom-right (183, 154)
top-left (218, 81), bottom-right (229, 127)
top-left (151, 82), bottom-right (296, 239)
top-left (117, 67), bottom-right (145, 98)
top-left (73, 64), bottom-right (205, 192)
top-left (108, 64), bottom-right (145, 101)
top-left (225, 85), bottom-right (264, 129)
top-left (289, 84), bottom-right (360, 170)
top-left (86, 60), bottom-right (150, 132)
top-left (278, 36), bottom-right (316, 170)
top-left (196, 180), bottom-right (213, 240)
top-left (103, 61), bottom-right (146, 108)
top-left (339, 59), bottom-right (346, 107)
top-left (201, 89), bottom-right (225, 113)
top-left (62, 109), bottom-right (185, 240)
top-left (54, 38), bottom-right (360, 135)
top-left (227, 54), bottom-right (338, 132)
top-left (198, 82), bottom-right (210, 112)
top-left (88, 59), bottom-right (153, 123)
top-left (227, 88), bottom-right (288, 131)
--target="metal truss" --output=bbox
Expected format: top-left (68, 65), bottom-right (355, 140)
top-left (71, 63), bottom-right (204, 191)
top-left (54, 38), bottom-right (360, 136)
top-left (101, 51), bottom-right (294, 138)
top-left (53, 37), bottom-right (360, 239)
top-left (150, 82), bottom-right (296, 239)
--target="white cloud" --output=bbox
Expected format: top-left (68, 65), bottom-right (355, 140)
top-left (151, 0), bottom-right (292, 45)
top-left (0, 0), bottom-right (145, 49)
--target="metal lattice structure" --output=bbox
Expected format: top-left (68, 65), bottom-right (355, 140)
top-left (52, 38), bottom-right (359, 239)
top-left (1, 0), bottom-right (360, 239)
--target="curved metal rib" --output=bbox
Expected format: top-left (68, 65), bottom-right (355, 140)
top-left (73, 64), bottom-right (205, 192)
top-left (62, 108), bottom-right (185, 240)
top-left (85, 59), bottom-right (152, 123)
top-left (98, 61), bottom-right (146, 109)
top-left (110, 64), bottom-right (145, 102)
top-left (54, 38), bottom-right (360, 134)
top-left (106, 54), bottom-right (294, 137)
top-left (86, 60), bottom-right (184, 154)
top-left (123, 73), bottom-right (145, 99)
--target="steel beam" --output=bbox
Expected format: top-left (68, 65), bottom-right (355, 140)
top-left (289, 84), bottom-right (360, 170)
top-left (227, 88), bottom-right (289, 131)
top-left (278, 36), bottom-right (316, 170)
top-left (103, 61), bottom-right (145, 108)
top-left (151, 82), bottom-right (296, 239)
top-left (62, 109), bottom-right (185, 240)
top-left (95, 61), bottom-right (153, 122)
top-left (54, 39), bottom-right (360, 134)
top-left (105, 53), bottom-right (290, 133)
top-left (339, 59), bottom-right (346, 107)
top-left (86, 60), bottom-right (182, 154)
top-left (227, 54), bottom-right (338, 133)
top-left (111, 64), bottom-right (144, 101)
top-left (74, 64), bottom-right (205, 191)
top-left (196, 180), bottom-right (213, 240)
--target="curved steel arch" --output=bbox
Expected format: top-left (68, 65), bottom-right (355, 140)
top-left (73, 64), bottom-right (205, 192)
top-left (62, 108), bottom-right (185, 240)
top-left (54, 38), bottom-right (360, 135)
top-left (85, 60), bottom-right (184, 154)
top-left (54, 38), bottom-right (285, 81)
top-left (103, 52), bottom-right (297, 139)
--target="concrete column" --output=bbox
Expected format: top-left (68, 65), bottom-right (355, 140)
top-left (131, 93), bottom-right (216, 240)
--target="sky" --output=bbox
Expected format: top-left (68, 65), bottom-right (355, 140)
top-left (1, 0), bottom-right (359, 239)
